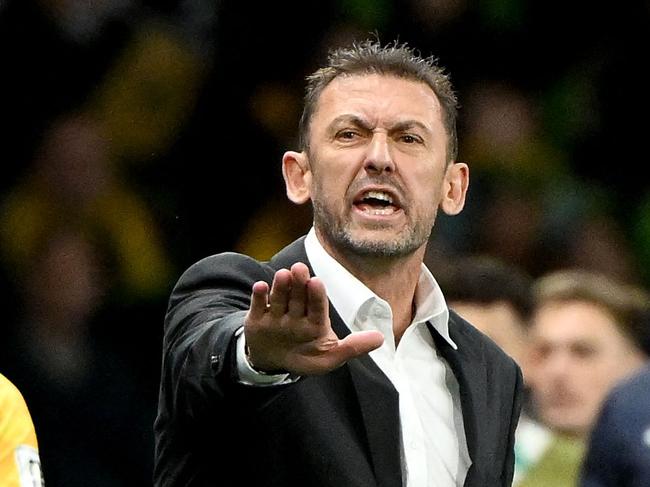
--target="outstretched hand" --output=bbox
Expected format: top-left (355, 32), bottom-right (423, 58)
top-left (244, 262), bottom-right (384, 375)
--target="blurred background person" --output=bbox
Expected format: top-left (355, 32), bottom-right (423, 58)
top-left (579, 311), bottom-right (650, 487)
top-left (0, 110), bottom-right (173, 302)
top-left (0, 373), bottom-right (44, 486)
top-left (525, 269), bottom-right (650, 487)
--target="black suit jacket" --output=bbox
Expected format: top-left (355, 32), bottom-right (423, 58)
top-left (153, 237), bottom-right (523, 486)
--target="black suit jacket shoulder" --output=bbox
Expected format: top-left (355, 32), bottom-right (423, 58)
top-left (153, 237), bottom-right (523, 487)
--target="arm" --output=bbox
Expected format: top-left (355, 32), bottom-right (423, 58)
top-left (161, 255), bottom-right (383, 400)
top-left (153, 253), bottom-right (277, 486)
top-left (161, 252), bottom-right (265, 396)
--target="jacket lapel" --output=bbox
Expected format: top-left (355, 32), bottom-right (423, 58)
top-left (331, 310), bottom-right (403, 487)
top-left (428, 319), bottom-right (488, 487)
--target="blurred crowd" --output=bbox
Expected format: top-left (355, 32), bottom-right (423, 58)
top-left (0, 0), bottom-right (649, 486)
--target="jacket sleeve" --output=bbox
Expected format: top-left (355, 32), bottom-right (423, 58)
top-left (161, 252), bottom-right (273, 411)
top-left (154, 252), bottom-right (277, 485)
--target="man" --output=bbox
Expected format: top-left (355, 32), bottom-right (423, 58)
top-left (0, 373), bottom-right (44, 486)
top-left (525, 269), bottom-right (649, 486)
top-left (154, 40), bottom-right (523, 487)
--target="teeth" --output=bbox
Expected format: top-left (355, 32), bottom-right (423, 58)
top-left (364, 207), bottom-right (395, 215)
top-left (363, 190), bottom-right (393, 204)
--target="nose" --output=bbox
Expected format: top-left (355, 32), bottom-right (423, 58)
top-left (543, 349), bottom-right (572, 379)
top-left (363, 133), bottom-right (395, 174)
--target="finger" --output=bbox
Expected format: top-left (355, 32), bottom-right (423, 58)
top-left (247, 281), bottom-right (269, 328)
top-left (268, 268), bottom-right (292, 316)
top-left (248, 281), bottom-right (270, 321)
top-left (292, 330), bottom-right (385, 375)
top-left (287, 262), bottom-right (310, 317)
top-left (329, 330), bottom-right (384, 366)
top-left (305, 277), bottom-right (329, 326)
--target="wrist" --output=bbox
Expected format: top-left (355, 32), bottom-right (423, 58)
top-left (245, 345), bottom-right (288, 375)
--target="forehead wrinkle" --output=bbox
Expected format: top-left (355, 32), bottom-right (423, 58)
top-left (312, 75), bottom-right (449, 152)
top-left (328, 114), bottom-right (375, 131)
top-left (327, 114), bottom-right (433, 135)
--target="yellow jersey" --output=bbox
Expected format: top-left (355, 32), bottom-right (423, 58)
top-left (0, 374), bottom-right (43, 486)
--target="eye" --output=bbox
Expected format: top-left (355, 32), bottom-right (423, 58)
top-left (337, 130), bottom-right (359, 140)
top-left (571, 343), bottom-right (597, 359)
top-left (398, 133), bottom-right (423, 144)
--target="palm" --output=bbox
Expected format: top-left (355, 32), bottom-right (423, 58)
top-left (244, 263), bottom-right (383, 375)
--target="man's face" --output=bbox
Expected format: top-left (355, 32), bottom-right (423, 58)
top-left (300, 73), bottom-right (463, 260)
top-left (528, 300), bottom-right (644, 437)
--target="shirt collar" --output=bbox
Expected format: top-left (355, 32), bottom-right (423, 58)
top-left (304, 228), bottom-right (457, 350)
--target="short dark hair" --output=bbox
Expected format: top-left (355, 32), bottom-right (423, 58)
top-left (298, 39), bottom-right (459, 162)
top-left (435, 255), bottom-right (534, 322)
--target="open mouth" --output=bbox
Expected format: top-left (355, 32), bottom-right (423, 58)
top-left (353, 189), bottom-right (401, 216)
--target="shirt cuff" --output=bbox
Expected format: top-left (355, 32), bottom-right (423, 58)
top-left (234, 327), bottom-right (298, 386)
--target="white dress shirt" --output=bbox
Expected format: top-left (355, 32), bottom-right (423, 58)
top-left (237, 228), bottom-right (471, 486)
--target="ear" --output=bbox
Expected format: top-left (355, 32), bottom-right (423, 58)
top-left (439, 162), bottom-right (469, 215)
top-left (282, 150), bottom-right (312, 204)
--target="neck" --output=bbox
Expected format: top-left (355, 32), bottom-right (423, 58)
top-left (329, 244), bottom-right (425, 344)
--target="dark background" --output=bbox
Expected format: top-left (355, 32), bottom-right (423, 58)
top-left (0, 0), bottom-right (648, 485)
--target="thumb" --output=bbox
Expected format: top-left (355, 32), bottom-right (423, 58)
top-left (330, 330), bottom-right (384, 365)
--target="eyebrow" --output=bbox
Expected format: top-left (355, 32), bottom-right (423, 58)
top-left (328, 114), bottom-right (373, 132)
top-left (328, 114), bottom-right (431, 134)
top-left (390, 120), bottom-right (431, 134)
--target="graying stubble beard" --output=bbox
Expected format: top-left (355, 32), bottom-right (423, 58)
top-left (312, 198), bottom-right (434, 258)
top-left (305, 147), bottom-right (436, 257)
